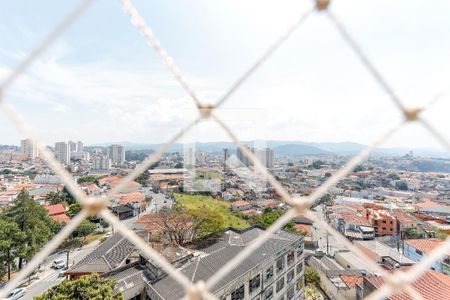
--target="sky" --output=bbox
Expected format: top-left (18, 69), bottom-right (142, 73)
top-left (0, 0), bottom-right (450, 150)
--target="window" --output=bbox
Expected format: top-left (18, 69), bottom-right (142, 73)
top-left (249, 274), bottom-right (261, 294)
top-left (264, 287), bottom-right (273, 300)
top-left (382, 227), bottom-right (386, 230)
top-left (390, 221), bottom-right (393, 225)
top-left (382, 220), bottom-right (386, 223)
top-left (276, 277), bottom-right (285, 292)
top-left (231, 285), bottom-right (245, 300)
top-left (287, 270), bottom-right (294, 283)
top-left (416, 249), bottom-right (423, 255)
top-left (276, 257), bottom-right (285, 273)
top-left (296, 277), bottom-right (304, 291)
top-left (296, 262), bottom-right (303, 275)
top-left (265, 266), bottom-right (274, 283)
top-left (287, 287), bottom-right (295, 300)
top-left (287, 250), bottom-right (295, 266)
top-left (296, 245), bottom-right (303, 258)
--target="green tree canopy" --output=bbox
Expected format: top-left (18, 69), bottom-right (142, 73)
top-left (67, 203), bottom-right (82, 218)
top-left (0, 218), bottom-right (25, 280)
top-left (6, 190), bottom-right (54, 269)
top-left (72, 220), bottom-right (96, 238)
top-left (46, 190), bottom-right (69, 205)
top-left (77, 175), bottom-right (99, 185)
top-left (305, 267), bottom-right (321, 287)
top-left (34, 273), bottom-right (123, 300)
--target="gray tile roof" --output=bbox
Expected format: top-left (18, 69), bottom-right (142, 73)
top-left (150, 227), bottom-right (301, 299)
top-left (67, 233), bottom-right (135, 274)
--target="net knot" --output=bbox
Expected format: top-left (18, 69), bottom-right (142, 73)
top-left (197, 103), bottom-right (215, 119)
top-left (403, 107), bottom-right (422, 122)
top-left (316, 0), bottom-right (330, 11)
top-left (84, 196), bottom-right (108, 216)
top-left (291, 197), bottom-right (311, 215)
top-left (186, 280), bottom-right (206, 300)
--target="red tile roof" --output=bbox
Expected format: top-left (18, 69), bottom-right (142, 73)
top-left (51, 213), bottom-right (71, 224)
top-left (294, 224), bottom-right (313, 236)
top-left (404, 238), bottom-right (449, 255)
top-left (116, 192), bottom-right (145, 205)
top-left (232, 200), bottom-right (250, 207)
top-left (340, 275), bottom-right (363, 289)
top-left (45, 204), bottom-right (66, 216)
top-left (367, 270), bottom-right (450, 300)
top-left (340, 213), bottom-right (372, 226)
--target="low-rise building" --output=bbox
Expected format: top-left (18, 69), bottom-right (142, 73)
top-left (403, 238), bottom-right (450, 275)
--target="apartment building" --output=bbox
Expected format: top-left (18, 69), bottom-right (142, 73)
top-left (20, 138), bottom-right (38, 159)
top-left (67, 226), bottom-right (305, 300)
top-left (93, 156), bottom-right (112, 171)
top-left (108, 144), bottom-right (125, 165)
top-left (366, 208), bottom-right (398, 236)
top-left (54, 142), bottom-right (70, 164)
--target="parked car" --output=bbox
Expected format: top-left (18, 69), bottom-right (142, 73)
top-left (52, 259), bottom-right (66, 269)
top-left (5, 287), bottom-right (26, 300)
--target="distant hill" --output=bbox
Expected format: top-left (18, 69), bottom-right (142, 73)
top-left (90, 140), bottom-right (449, 158)
top-left (273, 144), bottom-right (329, 156)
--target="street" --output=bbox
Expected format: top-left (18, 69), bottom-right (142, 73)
top-left (20, 241), bottom-right (100, 300)
top-left (312, 205), bottom-right (346, 255)
top-left (147, 191), bottom-right (174, 213)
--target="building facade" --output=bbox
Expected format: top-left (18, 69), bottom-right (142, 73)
top-left (20, 138), bottom-right (38, 159)
top-left (54, 142), bottom-right (70, 164)
top-left (108, 144), bottom-right (125, 165)
top-left (93, 156), bottom-right (112, 171)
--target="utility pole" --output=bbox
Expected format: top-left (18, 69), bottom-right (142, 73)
top-left (66, 250), bottom-right (70, 270)
top-left (326, 232), bottom-right (329, 255)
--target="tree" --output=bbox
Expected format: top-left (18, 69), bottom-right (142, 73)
top-left (155, 205), bottom-right (225, 244)
top-left (62, 186), bottom-right (75, 205)
top-left (67, 203), bottom-right (82, 218)
top-left (46, 190), bottom-right (69, 205)
top-left (395, 181), bottom-right (409, 191)
top-left (77, 175), bottom-right (99, 185)
top-left (305, 267), bottom-right (321, 287)
top-left (73, 220), bottom-right (96, 238)
top-left (353, 165), bottom-right (364, 172)
top-left (304, 286), bottom-right (324, 300)
top-left (0, 218), bottom-right (25, 280)
top-left (135, 172), bottom-right (149, 187)
top-left (250, 209), bottom-right (297, 233)
top-left (35, 273), bottom-right (123, 300)
top-left (6, 190), bottom-right (54, 269)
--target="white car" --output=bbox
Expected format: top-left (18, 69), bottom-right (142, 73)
top-left (5, 287), bottom-right (26, 300)
top-left (52, 259), bottom-right (66, 269)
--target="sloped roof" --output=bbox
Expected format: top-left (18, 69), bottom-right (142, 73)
top-left (151, 227), bottom-right (302, 299)
top-left (404, 238), bottom-right (449, 255)
top-left (45, 204), bottom-right (66, 216)
top-left (367, 270), bottom-right (450, 300)
top-left (67, 234), bottom-right (135, 274)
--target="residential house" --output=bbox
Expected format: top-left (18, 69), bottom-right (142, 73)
top-left (356, 269), bottom-right (450, 300)
top-left (45, 203), bottom-right (70, 223)
top-left (403, 238), bottom-right (450, 275)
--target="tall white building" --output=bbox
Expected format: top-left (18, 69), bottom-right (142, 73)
top-left (68, 141), bottom-right (77, 153)
top-left (256, 148), bottom-right (274, 168)
top-left (20, 138), bottom-right (39, 159)
top-left (77, 141), bottom-right (84, 153)
top-left (93, 156), bottom-right (111, 170)
top-left (55, 142), bottom-right (70, 164)
top-left (107, 144), bottom-right (125, 165)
